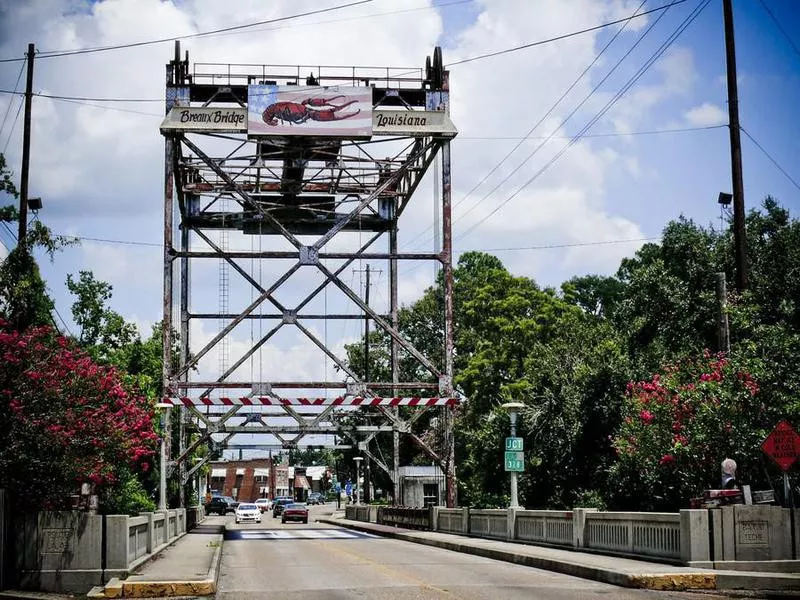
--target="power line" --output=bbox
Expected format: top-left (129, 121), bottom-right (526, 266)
top-left (47, 96), bottom-right (163, 117)
top-left (56, 234), bottom-right (162, 247)
top-left (0, 90), bottom-right (161, 103)
top-left (446, 0), bottom-right (687, 66)
top-left (402, 0), bottom-right (652, 252)
top-left (452, 0), bottom-right (678, 243)
top-left (756, 0), bottom-right (800, 61)
top-left (456, 0), bottom-right (711, 244)
top-left (740, 126), bottom-right (800, 192)
top-left (475, 237), bottom-right (660, 252)
top-left (0, 58), bottom-right (26, 140)
top-left (457, 125), bottom-right (727, 140)
top-left (0, 0), bottom-right (374, 63)
top-left (1, 94), bottom-right (23, 154)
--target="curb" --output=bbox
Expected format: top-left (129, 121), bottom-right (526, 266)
top-left (318, 518), bottom-right (718, 592)
top-left (87, 531), bottom-right (223, 598)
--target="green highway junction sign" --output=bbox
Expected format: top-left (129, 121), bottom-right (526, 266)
top-left (505, 437), bottom-right (523, 451)
top-left (505, 451), bottom-right (524, 472)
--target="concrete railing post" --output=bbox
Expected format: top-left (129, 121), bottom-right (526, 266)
top-left (680, 509), bottom-right (710, 564)
top-left (142, 512), bottom-right (154, 554)
top-left (431, 506), bottom-right (440, 531)
top-left (573, 508), bottom-right (598, 549)
top-left (507, 507), bottom-right (518, 541)
top-left (462, 507), bottom-right (470, 534)
top-left (104, 515), bottom-right (129, 574)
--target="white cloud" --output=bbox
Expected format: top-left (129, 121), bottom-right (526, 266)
top-left (684, 102), bottom-right (726, 127)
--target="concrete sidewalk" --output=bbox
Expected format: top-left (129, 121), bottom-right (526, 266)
top-left (318, 516), bottom-right (800, 594)
top-left (87, 521), bottom-right (223, 598)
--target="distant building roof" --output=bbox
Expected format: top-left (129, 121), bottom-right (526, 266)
top-left (306, 465), bottom-right (327, 480)
top-left (398, 466), bottom-right (444, 478)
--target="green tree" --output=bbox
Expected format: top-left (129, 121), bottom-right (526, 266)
top-left (0, 153), bottom-right (74, 332)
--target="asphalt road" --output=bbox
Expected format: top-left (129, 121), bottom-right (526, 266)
top-left (213, 505), bottom-right (740, 600)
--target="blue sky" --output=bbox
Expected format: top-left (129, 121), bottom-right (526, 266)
top-left (0, 0), bottom-right (798, 402)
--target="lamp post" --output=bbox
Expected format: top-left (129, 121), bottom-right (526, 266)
top-left (155, 402), bottom-right (172, 510)
top-left (501, 402), bottom-right (524, 509)
top-left (353, 457), bottom-right (363, 505)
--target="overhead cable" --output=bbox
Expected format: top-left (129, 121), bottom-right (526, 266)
top-left (401, 0), bottom-right (651, 251)
top-left (756, 0), bottom-right (800, 61)
top-left (0, 0), bottom-right (374, 63)
top-left (452, 0), bottom-right (675, 239)
top-left (447, 0), bottom-right (687, 66)
top-left (741, 126), bottom-right (800, 192)
top-left (456, 0), bottom-right (711, 243)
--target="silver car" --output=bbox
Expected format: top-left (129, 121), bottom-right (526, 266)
top-left (235, 502), bottom-right (262, 524)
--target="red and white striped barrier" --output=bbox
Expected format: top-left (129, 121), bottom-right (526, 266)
top-left (161, 396), bottom-right (459, 407)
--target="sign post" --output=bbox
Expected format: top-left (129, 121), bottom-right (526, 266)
top-left (501, 403), bottom-right (525, 509)
top-left (761, 420), bottom-right (800, 508)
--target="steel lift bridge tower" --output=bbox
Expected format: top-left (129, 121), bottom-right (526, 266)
top-left (159, 43), bottom-right (460, 507)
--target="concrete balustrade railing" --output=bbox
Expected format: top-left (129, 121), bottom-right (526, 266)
top-left (12, 508), bottom-right (190, 594)
top-left (350, 504), bottom-right (796, 567)
top-left (584, 511), bottom-right (681, 560)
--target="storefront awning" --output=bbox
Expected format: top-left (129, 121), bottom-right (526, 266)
top-left (236, 468), bottom-right (245, 475)
top-left (294, 475), bottom-right (310, 489)
top-left (211, 468), bottom-right (226, 478)
top-left (254, 468), bottom-right (269, 477)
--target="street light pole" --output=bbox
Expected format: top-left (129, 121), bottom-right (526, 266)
top-left (501, 402), bottom-right (524, 509)
top-left (156, 402), bottom-right (172, 510)
top-left (353, 457), bottom-right (363, 505)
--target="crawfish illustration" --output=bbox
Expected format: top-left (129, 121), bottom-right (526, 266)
top-left (262, 95), bottom-right (361, 126)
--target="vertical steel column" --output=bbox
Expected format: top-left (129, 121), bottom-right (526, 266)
top-left (161, 56), bottom-right (176, 510)
top-left (179, 209), bottom-right (190, 507)
top-left (389, 221), bottom-right (400, 505)
top-left (441, 140), bottom-right (456, 508)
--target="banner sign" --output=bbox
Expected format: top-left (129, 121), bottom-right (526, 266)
top-left (372, 110), bottom-right (457, 137)
top-left (248, 85), bottom-right (372, 138)
top-left (161, 107), bottom-right (247, 132)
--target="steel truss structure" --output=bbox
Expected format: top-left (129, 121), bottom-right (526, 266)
top-left (160, 43), bottom-right (460, 506)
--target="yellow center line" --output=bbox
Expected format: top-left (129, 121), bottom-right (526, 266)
top-left (319, 538), bottom-right (458, 597)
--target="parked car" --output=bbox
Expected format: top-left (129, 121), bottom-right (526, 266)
top-left (234, 503), bottom-right (262, 524)
top-left (205, 496), bottom-right (235, 515)
top-left (271, 497), bottom-right (294, 518)
top-left (254, 498), bottom-right (272, 513)
top-left (281, 503), bottom-right (309, 524)
top-left (307, 492), bottom-right (324, 505)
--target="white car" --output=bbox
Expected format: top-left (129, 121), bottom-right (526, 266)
top-left (254, 498), bottom-right (272, 513)
top-left (235, 503), bottom-right (262, 524)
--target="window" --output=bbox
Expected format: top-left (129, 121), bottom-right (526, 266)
top-left (423, 483), bottom-right (439, 507)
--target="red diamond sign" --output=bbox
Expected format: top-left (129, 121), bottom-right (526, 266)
top-left (761, 420), bottom-right (800, 472)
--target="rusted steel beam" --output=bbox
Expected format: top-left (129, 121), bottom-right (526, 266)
top-left (316, 262), bottom-right (441, 378)
top-left (175, 381), bottom-right (439, 389)
top-left (441, 140), bottom-right (457, 509)
top-left (174, 251), bottom-right (440, 260)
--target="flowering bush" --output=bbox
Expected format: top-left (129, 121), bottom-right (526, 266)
top-left (610, 350), bottom-right (766, 510)
top-left (0, 322), bottom-right (158, 510)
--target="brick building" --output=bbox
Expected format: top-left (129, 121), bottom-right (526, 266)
top-left (207, 458), bottom-right (289, 503)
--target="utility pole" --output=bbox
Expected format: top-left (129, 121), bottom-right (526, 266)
top-left (716, 272), bottom-right (731, 354)
top-left (722, 0), bottom-right (748, 291)
top-left (364, 264), bottom-right (370, 383)
top-left (18, 43), bottom-right (35, 246)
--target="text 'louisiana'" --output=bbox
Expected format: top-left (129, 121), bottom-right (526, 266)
top-left (375, 114), bottom-right (428, 128)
